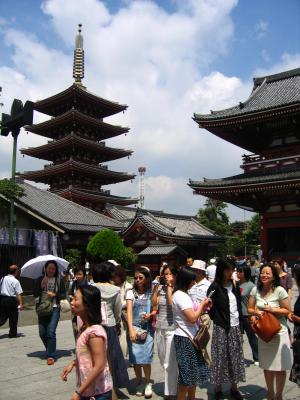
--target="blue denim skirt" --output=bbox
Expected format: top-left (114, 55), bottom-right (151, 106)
top-left (127, 328), bottom-right (154, 365)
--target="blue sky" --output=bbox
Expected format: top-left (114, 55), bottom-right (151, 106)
top-left (0, 0), bottom-right (299, 220)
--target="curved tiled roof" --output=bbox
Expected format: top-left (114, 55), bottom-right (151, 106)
top-left (13, 182), bottom-right (122, 232)
top-left (189, 165), bottom-right (300, 192)
top-left (25, 109), bottom-right (129, 140)
top-left (115, 207), bottom-right (221, 241)
top-left (194, 68), bottom-right (300, 122)
top-left (20, 133), bottom-right (133, 163)
top-left (22, 159), bottom-right (135, 184)
top-left (35, 84), bottom-right (127, 118)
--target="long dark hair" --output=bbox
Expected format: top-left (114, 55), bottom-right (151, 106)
top-left (237, 264), bottom-right (252, 281)
top-left (44, 260), bottom-right (59, 277)
top-left (160, 264), bottom-right (177, 285)
top-left (294, 264), bottom-right (300, 288)
top-left (257, 264), bottom-right (280, 292)
top-left (133, 267), bottom-right (152, 292)
top-left (214, 258), bottom-right (235, 286)
top-left (78, 285), bottom-right (102, 325)
top-left (173, 266), bottom-right (196, 293)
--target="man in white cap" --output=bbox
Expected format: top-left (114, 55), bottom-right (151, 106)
top-left (188, 259), bottom-right (210, 303)
top-left (206, 258), bottom-right (217, 282)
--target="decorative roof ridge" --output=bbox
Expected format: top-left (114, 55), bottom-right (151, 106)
top-left (138, 209), bottom-right (176, 232)
top-left (253, 67), bottom-right (300, 88)
top-left (106, 204), bottom-right (199, 221)
top-left (19, 182), bottom-right (121, 227)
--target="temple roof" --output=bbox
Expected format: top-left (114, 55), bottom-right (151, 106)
top-left (105, 205), bottom-right (223, 242)
top-left (138, 244), bottom-right (188, 256)
top-left (193, 68), bottom-right (300, 153)
top-left (9, 181), bottom-right (122, 233)
top-left (189, 165), bottom-right (300, 193)
top-left (21, 160), bottom-right (135, 184)
top-left (56, 186), bottom-right (138, 207)
top-left (25, 109), bottom-right (129, 140)
top-left (20, 133), bottom-right (133, 163)
top-left (34, 84), bottom-right (127, 118)
top-left (194, 68), bottom-right (300, 123)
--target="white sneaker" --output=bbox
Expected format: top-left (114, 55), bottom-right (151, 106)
top-left (136, 383), bottom-right (144, 396)
top-left (144, 382), bottom-right (152, 398)
top-left (254, 361), bottom-right (259, 366)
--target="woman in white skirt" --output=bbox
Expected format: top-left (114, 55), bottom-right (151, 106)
top-left (248, 264), bottom-right (292, 400)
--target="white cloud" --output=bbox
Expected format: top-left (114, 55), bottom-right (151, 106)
top-left (254, 19), bottom-right (269, 39)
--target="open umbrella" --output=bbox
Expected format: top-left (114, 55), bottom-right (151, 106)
top-left (20, 255), bottom-right (69, 279)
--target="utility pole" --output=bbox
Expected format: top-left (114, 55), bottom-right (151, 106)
top-left (138, 166), bottom-right (146, 209)
top-left (0, 98), bottom-right (34, 244)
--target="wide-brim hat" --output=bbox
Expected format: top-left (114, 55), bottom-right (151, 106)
top-left (191, 259), bottom-right (206, 271)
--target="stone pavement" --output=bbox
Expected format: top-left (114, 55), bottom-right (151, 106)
top-left (0, 317), bottom-right (299, 400)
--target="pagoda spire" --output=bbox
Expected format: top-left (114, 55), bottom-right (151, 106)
top-left (73, 24), bottom-right (85, 87)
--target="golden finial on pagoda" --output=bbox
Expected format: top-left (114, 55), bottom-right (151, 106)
top-left (73, 24), bottom-right (85, 86)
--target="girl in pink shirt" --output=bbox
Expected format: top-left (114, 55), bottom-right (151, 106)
top-left (61, 286), bottom-right (112, 400)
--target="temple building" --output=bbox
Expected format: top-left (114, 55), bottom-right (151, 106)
top-left (189, 68), bottom-right (300, 263)
top-left (105, 204), bottom-right (223, 271)
top-left (21, 25), bottom-right (137, 212)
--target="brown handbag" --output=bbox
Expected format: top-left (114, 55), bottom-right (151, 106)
top-left (251, 311), bottom-right (281, 342)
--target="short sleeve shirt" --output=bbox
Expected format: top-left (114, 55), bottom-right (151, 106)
top-left (0, 275), bottom-right (23, 297)
top-left (172, 290), bottom-right (197, 337)
top-left (188, 278), bottom-right (210, 303)
top-left (76, 325), bottom-right (112, 397)
top-left (250, 286), bottom-right (289, 332)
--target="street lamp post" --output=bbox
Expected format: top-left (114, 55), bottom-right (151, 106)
top-left (0, 98), bottom-right (34, 244)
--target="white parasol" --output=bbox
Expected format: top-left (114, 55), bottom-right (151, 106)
top-left (20, 255), bottom-right (69, 279)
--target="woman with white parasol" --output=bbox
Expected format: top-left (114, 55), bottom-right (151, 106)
top-left (21, 255), bottom-right (68, 365)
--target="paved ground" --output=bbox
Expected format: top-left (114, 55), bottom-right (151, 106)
top-left (0, 289), bottom-right (299, 400)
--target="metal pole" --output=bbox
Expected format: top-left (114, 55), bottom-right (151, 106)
top-left (9, 129), bottom-right (19, 244)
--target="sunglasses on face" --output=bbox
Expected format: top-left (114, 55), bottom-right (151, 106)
top-left (134, 276), bottom-right (144, 281)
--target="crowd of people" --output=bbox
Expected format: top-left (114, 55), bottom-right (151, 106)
top-left (0, 256), bottom-right (300, 400)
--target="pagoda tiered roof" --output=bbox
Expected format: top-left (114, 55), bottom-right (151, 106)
top-left (56, 187), bottom-right (137, 207)
top-left (34, 83), bottom-right (127, 118)
top-left (20, 26), bottom-right (136, 211)
top-left (22, 160), bottom-right (135, 185)
top-left (25, 109), bottom-right (129, 140)
top-left (20, 133), bottom-right (133, 163)
top-left (194, 68), bottom-right (300, 153)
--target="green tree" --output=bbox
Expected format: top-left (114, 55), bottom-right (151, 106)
top-left (65, 248), bottom-right (82, 268)
top-left (86, 229), bottom-right (137, 267)
top-left (0, 178), bottom-right (25, 200)
top-left (244, 213), bottom-right (260, 246)
top-left (198, 199), bottom-right (230, 236)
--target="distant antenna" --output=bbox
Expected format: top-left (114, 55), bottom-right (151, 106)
top-left (138, 166), bottom-right (146, 208)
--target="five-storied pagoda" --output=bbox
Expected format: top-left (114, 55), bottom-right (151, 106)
top-left (190, 68), bottom-right (300, 262)
top-left (21, 25), bottom-right (137, 212)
